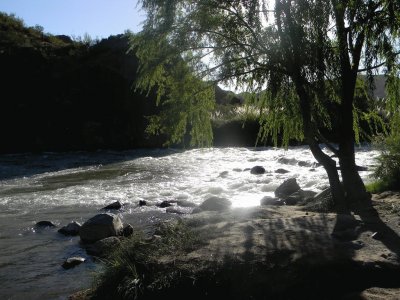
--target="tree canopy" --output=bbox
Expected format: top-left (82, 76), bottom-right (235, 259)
top-left (133, 0), bottom-right (400, 209)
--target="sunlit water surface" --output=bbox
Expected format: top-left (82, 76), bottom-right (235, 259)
top-left (0, 146), bottom-right (379, 299)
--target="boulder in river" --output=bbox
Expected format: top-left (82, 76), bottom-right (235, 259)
top-left (102, 201), bottom-right (122, 210)
top-left (123, 224), bottom-right (134, 237)
top-left (274, 178), bottom-right (301, 199)
top-left (157, 201), bottom-right (173, 208)
top-left (199, 197), bottom-right (232, 211)
top-left (62, 257), bottom-right (86, 269)
top-left (275, 168), bottom-right (290, 174)
top-left (139, 200), bottom-right (147, 206)
top-left (36, 221), bottom-right (56, 228)
top-left (58, 221), bottom-right (81, 236)
top-left (79, 213), bottom-right (123, 243)
top-left (250, 166), bottom-right (266, 175)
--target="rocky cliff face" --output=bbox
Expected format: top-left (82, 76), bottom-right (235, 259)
top-left (0, 13), bottom-right (164, 153)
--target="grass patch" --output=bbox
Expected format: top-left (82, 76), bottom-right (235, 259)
top-left (90, 221), bottom-right (201, 300)
top-left (365, 180), bottom-right (391, 194)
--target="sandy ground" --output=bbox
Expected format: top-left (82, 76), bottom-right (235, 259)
top-left (177, 191), bottom-right (400, 299)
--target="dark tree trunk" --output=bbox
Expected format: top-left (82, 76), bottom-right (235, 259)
top-left (338, 69), bottom-right (370, 205)
top-left (294, 81), bottom-right (347, 211)
top-left (309, 142), bottom-right (347, 212)
top-left (339, 135), bottom-right (370, 205)
top-left (332, 0), bottom-right (370, 207)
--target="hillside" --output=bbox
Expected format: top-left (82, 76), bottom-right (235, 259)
top-left (0, 13), bottom-right (169, 153)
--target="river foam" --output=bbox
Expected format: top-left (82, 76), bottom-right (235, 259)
top-left (0, 146), bottom-right (380, 298)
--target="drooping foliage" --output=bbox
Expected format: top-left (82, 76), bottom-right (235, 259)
top-left (133, 0), bottom-right (400, 204)
top-left (133, 0), bottom-right (399, 147)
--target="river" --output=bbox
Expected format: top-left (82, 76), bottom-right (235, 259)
top-left (0, 146), bottom-right (380, 299)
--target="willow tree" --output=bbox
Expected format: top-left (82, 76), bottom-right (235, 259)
top-left (133, 0), bottom-right (400, 210)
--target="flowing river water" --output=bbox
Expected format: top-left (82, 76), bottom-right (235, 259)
top-left (0, 146), bottom-right (380, 299)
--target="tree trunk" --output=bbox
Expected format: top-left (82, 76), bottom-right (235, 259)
top-left (339, 139), bottom-right (370, 205)
top-left (309, 143), bottom-right (347, 212)
top-left (294, 81), bottom-right (347, 211)
top-left (338, 74), bottom-right (371, 205)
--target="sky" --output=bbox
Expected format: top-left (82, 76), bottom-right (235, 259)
top-left (0, 0), bottom-right (146, 38)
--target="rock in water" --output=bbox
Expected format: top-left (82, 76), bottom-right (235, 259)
top-left (79, 213), bottom-right (123, 243)
top-left (275, 168), bottom-right (290, 174)
top-left (260, 196), bottom-right (283, 206)
top-left (250, 166), bottom-right (266, 174)
top-left (199, 197), bottom-right (232, 211)
top-left (58, 221), bottom-right (81, 236)
top-left (123, 224), bottom-right (134, 237)
top-left (158, 201), bottom-right (173, 208)
top-left (274, 178), bottom-right (301, 198)
top-left (102, 201), bottom-right (122, 210)
top-left (36, 221), bottom-right (56, 227)
top-left (139, 200), bottom-right (147, 206)
top-left (62, 257), bottom-right (86, 269)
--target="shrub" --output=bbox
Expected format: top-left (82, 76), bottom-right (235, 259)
top-left (372, 134), bottom-right (400, 191)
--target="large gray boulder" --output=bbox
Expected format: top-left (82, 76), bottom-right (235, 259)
top-left (199, 197), bottom-right (232, 211)
top-left (275, 178), bottom-right (301, 199)
top-left (79, 213), bottom-right (123, 243)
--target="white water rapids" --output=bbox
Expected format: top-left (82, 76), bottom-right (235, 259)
top-left (0, 146), bottom-right (380, 299)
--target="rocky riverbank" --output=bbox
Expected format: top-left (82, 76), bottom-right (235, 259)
top-left (64, 187), bottom-right (400, 299)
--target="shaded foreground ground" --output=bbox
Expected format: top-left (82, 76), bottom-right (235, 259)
top-left (74, 192), bottom-right (400, 299)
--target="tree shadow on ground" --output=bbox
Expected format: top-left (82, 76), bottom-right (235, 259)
top-left (205, 205), bottom-right (400, 299)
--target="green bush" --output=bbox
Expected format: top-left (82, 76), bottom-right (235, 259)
top-left (372, 134), bottom-right (400, 191)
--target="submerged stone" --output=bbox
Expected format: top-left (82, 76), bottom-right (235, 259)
top-left (62, 257), bottom-right (85, 269)
top-left (36, 221), bottom-right (56, 228)
top-left (58, 221), bottom-right (81, 236)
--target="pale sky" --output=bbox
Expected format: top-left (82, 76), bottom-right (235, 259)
top-left (0, 0), bottom-right (145, 38)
